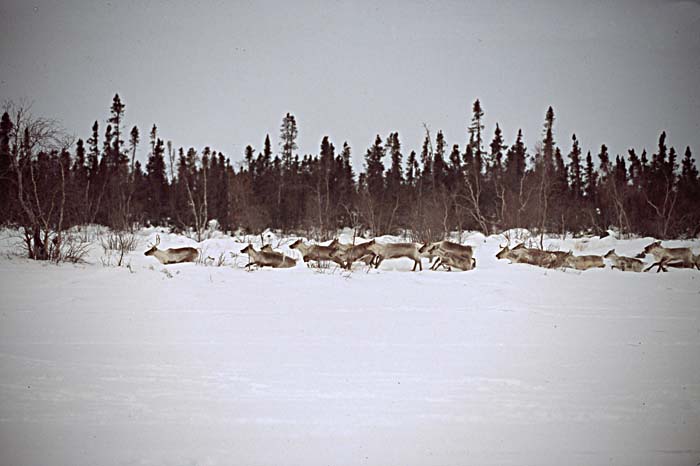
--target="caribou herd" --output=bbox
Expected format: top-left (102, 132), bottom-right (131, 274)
top-left (144, 234), bottom-right (700, 273)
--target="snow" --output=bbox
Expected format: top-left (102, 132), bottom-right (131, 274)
top-left (1, 228), bottom-right (699, 466)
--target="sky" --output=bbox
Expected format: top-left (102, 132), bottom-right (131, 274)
top-left (1, 0), bottom-right (699, 169)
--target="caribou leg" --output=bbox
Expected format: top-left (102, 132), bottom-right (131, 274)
top-left (374, 255), bottom-right (384, 269)
top-left (645, 260), bottom-right (669, 273)
top-left (412, 258), bottom-right (422, 271)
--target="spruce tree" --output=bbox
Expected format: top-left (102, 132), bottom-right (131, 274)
top-left (553, 147), bottom-right (568, 193)
top-left (364, 135), bottom-right (385, 199)
top-left (627, 149), bottom-right (641, 186)
top-left (338, 142), bottom-right (354, 211)
top-left (584, 151), bottom-right (597, 201)
top-left (597, 144), bottom-right (611, 178)
top-left (505, 129), bottom-right (526, 186)
top-left (488, 123), bottom-right (506, 174)
top-left (447, 144), bottom-right (462, 189)
top-left (651, 131), bottom-right (667, 177)
top-left (468, 99), bottom-right (485, 175)
top-left (542, 106), bottom-right (555, 169)
top-left (86, 121), bottom-right (99, 177)
top-left (614, 155), bottom-right (627, 185)
top-left (128, 126), bottom-right (139, 175)
top-left (146, 138), bottom-right (167, 224)
top-left (420, 133), bottom-right (432, 189)
top-left (385, 132), bottom-right (404, 193)
top-left (72, 139), bottom-right (88, 192)
top-left (433, 130), bottom-right (446, 189)
top-left (678, 146), bottom-right (699, 235)
top-left (244, 145), bottom-right (255, 175)
top-left (680, 146), bottom-right (698, 184)
top-left (567, 134), bottom-right (583, 199)
top-left (667, 146), bottom-right (677, 181)
top-left (108, 94), bottom-right (127, 168)
top-left (406, 150), bottom-right (418, 186)
top-left (279, 113), bottom-right (298, 168)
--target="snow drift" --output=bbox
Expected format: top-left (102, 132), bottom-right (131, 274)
top-left (0, 228), bottom-right (698, 466)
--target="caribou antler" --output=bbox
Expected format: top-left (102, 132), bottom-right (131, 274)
top-left (148, 234), bottom-right (161, 249)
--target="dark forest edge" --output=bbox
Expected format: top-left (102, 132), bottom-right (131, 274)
top-left (0, 94), bottom-right (698, 262)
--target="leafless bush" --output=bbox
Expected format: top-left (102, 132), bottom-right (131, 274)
top-left (500, 228), bottom-right (534, 247)
top-left (100, 231), bottom-right (137, 267)
top-left (71, 225), bottom-right (107, 244)
top-left (101, 232), bottom-right (138, 252)
top-left (229, 251), bottom-right (241, 265)
top-left (55, 235), bottom-right (91, 263)
top-left (214, 253), bottom-right (227, 267)
top-left (196, 249), bottom-right (228, 267)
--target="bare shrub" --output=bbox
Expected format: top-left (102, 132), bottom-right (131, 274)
top-left (56, 235), bottom-right (91, 263)
top-left (196, 248), bottom-right (227, 267)
top-left (100, 231), bottom-right (137, 267)
top-left (214, 253), bottom-right (227, 267)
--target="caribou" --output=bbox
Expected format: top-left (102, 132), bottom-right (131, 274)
top-left (143, 234), bottom-right (198, 264)
top-left (329, 239), bottom-right (377, 270)
top-left (433, 250), bottom-right (476, 271)
top-left (419, 241), bottom-right (474, 271)
top-left (367, 241), bottom-right (423, 271)
top-left (289, 239), bottom-right (345, 267)
top-left (563, 253), bottom-right (605, 271)
top-left (640, 240), bottom-right (696, 272)
top-left (603, 249), bottom-right (644, 272)
top-left (240, 244), bottom-right (296, 269)
top-left (496, 243), bottom-right (567, 269)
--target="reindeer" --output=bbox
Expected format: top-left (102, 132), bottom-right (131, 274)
top-left (329, 239), bottom-right (377, 270)
top-left (563, 253), bottom-right (605, 271)
top-left (417, 243), bottom-right (437, 264)
top-left (240, 244), bottom-right (296, 269)
top-left (367, 241), bottom-right (423, 271)
top-left (289, 239), bottom-right (345, 267)
top-left (603, 249), bottom-right (644, 272)
top-left (260, 244), bottom-right (275, 253)
top-left (495, 243), bottom-right (566, 269)
top-left (419, 241), bottom-right (474, 271)
top-left (144, 234), bottom-right (198, 264)
top-left (640, 240), bottom-right (696, 272)
top-left (433, 250), bottom-right (476, 271)
top-left (495, 244), bottom-right (524, 263)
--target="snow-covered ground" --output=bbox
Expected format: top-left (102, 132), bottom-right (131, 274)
top-left (1, 227), bottom-right (699, 466)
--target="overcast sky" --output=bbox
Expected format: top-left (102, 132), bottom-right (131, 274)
top-left (1, 0), bottom-right (699, 168)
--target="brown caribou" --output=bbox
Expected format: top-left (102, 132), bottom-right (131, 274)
top-left (367, 241), bottom-right (423, 271)
top-left (419, 241), bottom-right (474, 271)
top-left (640, 241), bottom-right (696, 272)
top-left (289, 239), bottom-right (345, 267)
top-left (603, 249), bottom-right (644, 272)
top-left (496, 243), bottom-right (567, 269)
top-left (329, 239), bottom-right (377, 269)
top-left (144, 235), bottom-right (198, 264)
top-left (563, 253), bottom-right (605, 271)
top-left (240, 244), bottom-right (296, 269)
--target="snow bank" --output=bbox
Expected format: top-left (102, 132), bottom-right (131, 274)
top-left (0, 228), bottom-right (699, 465)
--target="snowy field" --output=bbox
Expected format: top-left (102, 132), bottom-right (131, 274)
top-left (0, 227), bottom-right (699, 466)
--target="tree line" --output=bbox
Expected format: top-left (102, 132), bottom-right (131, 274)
top-left (0, 94), bottom-right (698, 259)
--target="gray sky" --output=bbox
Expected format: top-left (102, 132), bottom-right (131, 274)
top-left (1, 0), bottom-right (699, 168)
